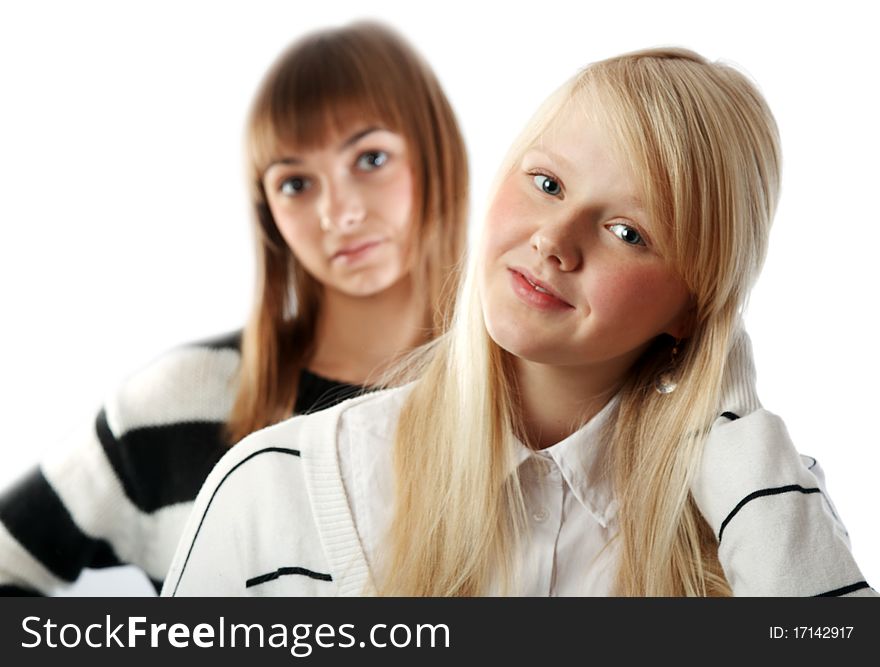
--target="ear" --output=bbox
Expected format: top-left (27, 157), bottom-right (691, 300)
top-left (665, 300), bottom-right (696, 340)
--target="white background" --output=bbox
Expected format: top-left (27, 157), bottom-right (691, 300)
top-left (1, 0), bottom-right (877, 595)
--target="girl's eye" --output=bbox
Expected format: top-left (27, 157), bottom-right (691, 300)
top-left (532, 173), bottom-right (562, 197)
top-left (608, 222), bottom-right (645, 247)
top-left (279, 176), bottom-right (311, 197)
top-left (356, 150), bottom-right (388, 171)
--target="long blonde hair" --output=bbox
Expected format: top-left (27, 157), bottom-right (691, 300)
top-left (385, 48), bottom-right (781, 596)
top-left (226, 22), bottom-right (469, 443)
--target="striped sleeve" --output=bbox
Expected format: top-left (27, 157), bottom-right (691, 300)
top-left (0, 341), bottom-right (241, 595)
top-left (693, 409), bottom-right (876, 597)
top-left (0, 464), bottom-right (123, 594)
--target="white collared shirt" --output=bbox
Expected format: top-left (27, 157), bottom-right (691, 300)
top-left (338, 391), bottom-right (621, 596)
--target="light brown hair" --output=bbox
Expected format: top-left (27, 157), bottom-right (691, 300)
top-left (227, 22), bottom-right (469, 442)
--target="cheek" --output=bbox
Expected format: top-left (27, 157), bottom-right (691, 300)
top-left (374, 166), bottom-right (415, 233)
top-left (587, 262), bottom-right (689, 331)
top-left (481, 178), bottom-right (532, 268)
top-left (270, 205), bottom-right (323, 267)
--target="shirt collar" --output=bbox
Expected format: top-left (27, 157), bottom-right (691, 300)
top-left (512, 395), bottom-right (620, 528)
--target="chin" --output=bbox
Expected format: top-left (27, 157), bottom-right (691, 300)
top-left (485, 317), bottom-right (551, 362)
top-left (338, 282), bottom-right (390, 298)
top-left (337, 271), bottom-right (404, 298)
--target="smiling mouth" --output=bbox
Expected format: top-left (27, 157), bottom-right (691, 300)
top-left (508, 268), bottom-right (574, 310)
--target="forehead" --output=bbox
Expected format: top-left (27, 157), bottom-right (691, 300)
top-left (537, 105), bottom-right (640, 199)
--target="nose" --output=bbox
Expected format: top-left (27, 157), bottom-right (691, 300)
top-left (318, 180), bottom-right (366, 232)
top-left (530, 220), bottom-right (582, 271)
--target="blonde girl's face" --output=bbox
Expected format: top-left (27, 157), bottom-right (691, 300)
top-left (479, 105), bottom-right (692, 372)
top-left (262, 124), bottom-right (415, 298)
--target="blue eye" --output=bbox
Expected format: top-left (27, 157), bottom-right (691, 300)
top-left (608, 223), bottom-right (645, 246)
top-left (532, 173), bottom-right (562, 197)
top-left (356, 150), bottom-right (388, 171)
top-left (279, 176), bottom-right (311, 197)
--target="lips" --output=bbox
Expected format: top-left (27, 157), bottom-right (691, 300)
top-left (331, 237), bottom-right (385, 261)
top-left (508, 267), bottom-right (574, 310)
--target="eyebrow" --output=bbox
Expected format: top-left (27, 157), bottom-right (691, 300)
top-left (341, 126), bottom-right (382, 149)
top-left (268, 127), bottom-right (384, 167)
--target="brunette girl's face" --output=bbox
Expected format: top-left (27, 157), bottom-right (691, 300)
top-left (479, 104), bottom-right (692, 373)
top-left (262, 123), bottom-right (415, 297)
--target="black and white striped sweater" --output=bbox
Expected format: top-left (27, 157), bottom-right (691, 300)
top-left (0, 331), bottom-right (365, 595)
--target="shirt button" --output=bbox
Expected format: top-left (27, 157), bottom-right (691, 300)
top-left (533, 508), bottom-right (549, 522)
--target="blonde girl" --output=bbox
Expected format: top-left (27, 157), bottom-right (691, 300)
top-left (0, 21), bottom-right (468, 595)
top-left (165, 47), bottom-right (874, 597)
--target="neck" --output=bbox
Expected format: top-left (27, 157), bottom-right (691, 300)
top-left (513, 354), bottom-right (637, 449)
top-left (308, 276), bottom-right (427, 386)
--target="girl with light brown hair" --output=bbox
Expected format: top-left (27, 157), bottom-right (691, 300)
top-left (0, 21), bottom-right (468, 595)
top-left (229, 21), bottom-right (468, 441)
top-left (165, 47), bottom-right (874, 597)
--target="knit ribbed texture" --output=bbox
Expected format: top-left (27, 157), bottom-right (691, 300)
top-left (719, 325), bottom-right (762, 416)
top-left (301, 397), bottom-right (375, 597)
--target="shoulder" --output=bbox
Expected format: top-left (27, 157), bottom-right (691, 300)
top-left (171, 415), bottom-right (319, 554)
top-left (191, 423), bottom-right (310, 517)
top-left (164, 385), bottom-right (411, 596)
top-left (217, 383), bottom-right (413, 472)
top-left (162, 427), bottom-right (317, 596)
top-left (199, 384), bottom-right (413, 505)
top-left (104, 329), bottom-right (243, 435)
top-left (335, 383), bottom-right (414, 441)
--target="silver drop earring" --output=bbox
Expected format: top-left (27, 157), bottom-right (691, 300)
top-left (654, 339), bottom-right (682, 395)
